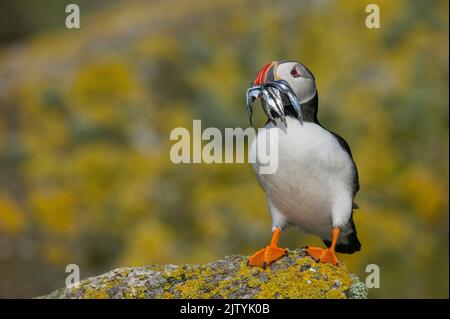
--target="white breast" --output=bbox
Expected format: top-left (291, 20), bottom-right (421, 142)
top-left (250, 117), bottom-right (354, 239)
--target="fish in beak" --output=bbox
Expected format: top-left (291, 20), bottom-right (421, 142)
top-left (246, 61), bottom-right (303, 127)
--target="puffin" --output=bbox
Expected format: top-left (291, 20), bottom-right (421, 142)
top-left (246, 60), bottom-right (361, 267)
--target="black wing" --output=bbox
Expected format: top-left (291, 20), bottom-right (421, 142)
top-left (329, 131), bottom-right (360, 200)
top-left (325, 130), bottom-right (361, 254)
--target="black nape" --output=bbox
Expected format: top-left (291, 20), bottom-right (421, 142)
top-left (284, 92), bottom-right (319, 123)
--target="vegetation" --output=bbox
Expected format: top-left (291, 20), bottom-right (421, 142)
top-left (0, 0), bottom-right (448, 298)
top-left (39, 250), bottom-right (368, 299)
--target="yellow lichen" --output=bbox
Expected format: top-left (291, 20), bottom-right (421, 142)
top-left (247, 276), bottom-right (261, 288)
top-left (255, 258), bottom-right (352, 299)
top-left (60, 253), bottom-right (360, 299)
top-left (82, 285), bottom-right (110, 299)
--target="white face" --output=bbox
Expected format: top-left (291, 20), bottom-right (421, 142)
top-left (275, 62), bottom-right (316, 104)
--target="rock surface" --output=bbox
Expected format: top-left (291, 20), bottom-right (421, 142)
top-left (39, 249), bottom-right (368, 299)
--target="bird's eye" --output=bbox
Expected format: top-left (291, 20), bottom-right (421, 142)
top-left (290, 66), bottom-right (301, 78)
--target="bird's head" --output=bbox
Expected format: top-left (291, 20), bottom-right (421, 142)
top-left (246, 60), bottom-right (318, 126)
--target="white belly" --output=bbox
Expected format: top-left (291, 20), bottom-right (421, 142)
top-left (250, 118), bottom-right (354, 239)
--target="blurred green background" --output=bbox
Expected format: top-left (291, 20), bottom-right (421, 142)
top-left (0, 0), bottom-right (448, 298)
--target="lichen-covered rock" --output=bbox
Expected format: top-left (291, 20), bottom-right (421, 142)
top-left (38, 249), bottom-right (368, 299)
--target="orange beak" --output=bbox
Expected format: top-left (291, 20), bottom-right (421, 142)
top-left (253, 62), bottom-right (274, 85)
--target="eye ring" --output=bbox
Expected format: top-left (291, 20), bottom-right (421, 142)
top-left (290, 66), bottom-right (301, 78)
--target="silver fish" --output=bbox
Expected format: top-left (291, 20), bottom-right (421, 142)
top-left (245, 80), bottom-right (303, 127)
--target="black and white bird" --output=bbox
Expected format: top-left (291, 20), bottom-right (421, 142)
top-left (246, 60), bottom-right (361, 267)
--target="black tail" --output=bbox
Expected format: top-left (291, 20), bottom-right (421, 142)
top-left (323, 215), bottom-right (361, 254)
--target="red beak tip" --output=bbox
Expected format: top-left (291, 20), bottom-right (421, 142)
top-left (254, 62), bottom-right (273, 85)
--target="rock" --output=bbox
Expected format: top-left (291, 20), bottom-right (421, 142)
top-left (37, 249), bottom-right (368, 299)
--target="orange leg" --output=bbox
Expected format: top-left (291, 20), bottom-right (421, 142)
top-left (305, 227), bottom-right (341, 266)
top-left (248, 227), bottom-right (286, 268)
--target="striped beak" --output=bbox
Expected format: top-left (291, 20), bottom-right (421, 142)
top-left (253, 62), bottom-right (275, 85)
top-left (246, 62), bottom-right (303, 127)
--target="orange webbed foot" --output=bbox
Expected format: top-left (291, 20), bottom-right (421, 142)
top-left (304, 246), bottom-right (339, 266)
top-left (248, 245), bottom-right (286, 268)
top-left (248, 227), bottom-right (286, 268)
top-left (304, 227), bottom-right (341, 266)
